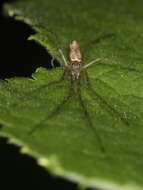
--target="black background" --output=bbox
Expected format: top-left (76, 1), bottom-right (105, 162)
top-left (0, 0), bottom-right (97, 190)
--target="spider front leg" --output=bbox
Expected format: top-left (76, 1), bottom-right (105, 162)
top-left (84, 57), bottom-right (120, 69)
top-left (84, 57), bottom-right (138, 73)
top-left (84, 57), bottom-right (107, 69)
top-left (58, 48), bottom-right (68, 66)
top-left (33, 25), bottom-right (68, 67)
top-left (77, 73), bottom-right (105, 153)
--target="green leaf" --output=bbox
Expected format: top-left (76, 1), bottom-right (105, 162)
top-left (1, 0), bottom-right (143, 189)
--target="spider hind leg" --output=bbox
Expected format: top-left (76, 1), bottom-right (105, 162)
top-left (77, 73), bottom-right (105, 153)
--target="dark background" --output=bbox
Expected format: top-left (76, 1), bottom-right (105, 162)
top-left (0, 0), bottom-right (97, 189)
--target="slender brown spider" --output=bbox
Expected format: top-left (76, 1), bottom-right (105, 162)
top-left (12, 25), bottom-right (138, 152)
top-left (23, 32), bottom-right (130, 152)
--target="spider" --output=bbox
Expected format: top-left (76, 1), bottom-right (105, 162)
top-left (14, 28), bottom-right (131, 152)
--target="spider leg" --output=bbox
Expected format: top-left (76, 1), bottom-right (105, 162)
top-left (85, 57), bottom-right (140, 73)
top-left (49, 72), bottom-right (74, 116)
top-left (83, 34), bottom-right (115, 61)
top-left (58, 48), bottom-right (68, 66)
top-left (44, 47), bottom-right (57, 68)
top-left (84, 70), bottom-right (129, 126)
top-left (84, 57), bottom-right (106, 69)
top-left (13, 69), bottom-right (66, 106)
top-left (84, 57), bottom-right (122, 69)
top-left (50, 52), bottom-right (57, 68)
top-left (77, 73), bottom-right (105, 153)
top-left (99, 58), bottom-right (140, 73)
top-left (33, 25), bottom-right (68, 67)
top-left (29, 72), bottom-right (74, 135)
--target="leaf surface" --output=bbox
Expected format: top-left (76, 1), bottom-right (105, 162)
top-left (1, 0), bottom-right (143, 189)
